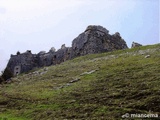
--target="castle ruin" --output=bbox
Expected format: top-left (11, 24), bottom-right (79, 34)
top-left (6, 25), bottom-right (128, 75)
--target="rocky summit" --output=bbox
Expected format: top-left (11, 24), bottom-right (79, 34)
top-left (6, 25), bottom-right (128, 75)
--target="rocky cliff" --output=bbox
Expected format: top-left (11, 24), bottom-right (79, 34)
top-left (6, 25), bottom-right (128, 75)
top-left (71, 25), bottom-right (128, 57)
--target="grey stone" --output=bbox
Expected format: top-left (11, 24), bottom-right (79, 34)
top-left (14, 65), bottom-right (21, 75)
top-left (85, 25), bottom-right (109, 34)
top-left (72, 25), bottom-right (128, 57)
top-left (61, 44), bottom-right (66, 49)
top-left (69, 78), bottom-right (80, 83)
top-left (145, 55), bottom-right (150, 58)
top-left (66, 83), bottom-right (71, 86)
top-left (80, 70), bottom-right (97, 76)
top-left (6, 51), bottom-right (38, 75)
top-left (131, 42), bottom-right (142, 48)
top-left (38, 51), bottom-right (46, 55)
top-left (49, 47), bottom-right (56, 53)
top-left (40, 71), bottom-right (47, 75)
top-left (44, 67), bottom-right (48, 71)
top-left (5, 25), bottom-right (128, 76)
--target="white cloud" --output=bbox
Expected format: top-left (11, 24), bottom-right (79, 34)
top-left (0, 0), bottom-right (87, 34)
top-left (0, 0), bottom-right (138, 35)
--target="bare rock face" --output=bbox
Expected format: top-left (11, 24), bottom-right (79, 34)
top-left (5, 25), bottom-right (128, 76)
top-left (49, 47), bottom-right (56, 53)
top-left (61, 44), bottom-right (66, 49)
top-left (72, 25), bottom-right (128, 57)
top-left (37, 52), bottom-right (54, 67)
top-left (131, 42), bottom-right (142, 48)
top-left (85, 25), bottom-right (109, 34)
top-left (52, 47), bottom-right (71, 64)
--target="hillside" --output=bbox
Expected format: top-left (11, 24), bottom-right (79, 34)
top-left (0, 44), bottom-right (160, 120)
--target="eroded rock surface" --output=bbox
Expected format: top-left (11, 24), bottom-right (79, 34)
top-left (131, 42), bottom-right (142, 48)
top-left (6, 25), bottom-right (128, 75)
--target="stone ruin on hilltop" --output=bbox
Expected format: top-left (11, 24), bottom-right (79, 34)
top-left (6, 25), bottom-right (128, 75)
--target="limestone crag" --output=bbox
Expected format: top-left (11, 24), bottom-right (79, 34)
top-left (131, 42), bottom-right (142, 48)
top-left (72, 25), bottom-right (128, 57)
top-left (6, 25), bottom-right (128, 75)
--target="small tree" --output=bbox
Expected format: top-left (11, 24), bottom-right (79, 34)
top-left (0, 76), bottom-right (4, 84)
top-left (2, 68), bottom-right (13, 81)
top-left (17, 51), bottom-right (20, 55)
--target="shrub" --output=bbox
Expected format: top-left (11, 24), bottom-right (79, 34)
top-left (0, 76), bottom-right (4, 83)
top-left (2, 68), bottom-right (13, 81)
top-left (17, 51), bottom-right (20, 55)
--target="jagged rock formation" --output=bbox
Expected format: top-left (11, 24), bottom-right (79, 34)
top-left (6, 25), bottom-right (128, 75)
top-left (72, 25), bottom-right (128, 57)
top-left (131, 42), bottom-right (142, 48)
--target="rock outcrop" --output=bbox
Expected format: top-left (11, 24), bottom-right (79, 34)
top-left (6, 25), bottom-right (128, 75)
top-left (72, 25), bottom-right (128, 57)
top-left (131, 42), bottom-right (142, 48)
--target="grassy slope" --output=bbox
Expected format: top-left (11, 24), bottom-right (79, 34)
top-left (0, 44), bottom-right (160, 120)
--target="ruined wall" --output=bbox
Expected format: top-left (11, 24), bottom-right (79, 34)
top-left (7, 50), bottom-right (37, 75)
top-left (52, 45), bottom-right (72, 65)
top-left (6, 25), bottom-right (128, 75)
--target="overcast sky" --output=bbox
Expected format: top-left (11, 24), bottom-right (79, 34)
top-left (0, 0), bottom-right (159, 72)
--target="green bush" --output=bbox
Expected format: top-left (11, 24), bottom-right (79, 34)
top-left (0, 76), bottom-right (4, 83)
top-left (2, 68), bottom-right (13, 81)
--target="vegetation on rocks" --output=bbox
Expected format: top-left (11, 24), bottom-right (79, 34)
top-left (0, 68), bottom-right (13, 84)
top-left (0, 44), bottom-right (160, 120)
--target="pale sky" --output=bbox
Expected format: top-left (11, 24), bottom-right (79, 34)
top-left (0, 0), bottom-right (159, 72)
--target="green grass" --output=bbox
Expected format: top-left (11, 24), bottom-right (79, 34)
top-left (0, 44), bottom-right (160, 120)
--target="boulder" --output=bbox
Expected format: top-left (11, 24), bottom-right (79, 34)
top-left (38, 51), bottom-right (46, 55)
top-left (72, 25), bottom-right (128, 57)
top-left (61, 44), bottom-right (66, 49)
top-left (131, 42), bottom-right (142, 48)
top-left (49, 47), bottom-right (56, 53)
top-left (85, 25), bottom-right (109, 34)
